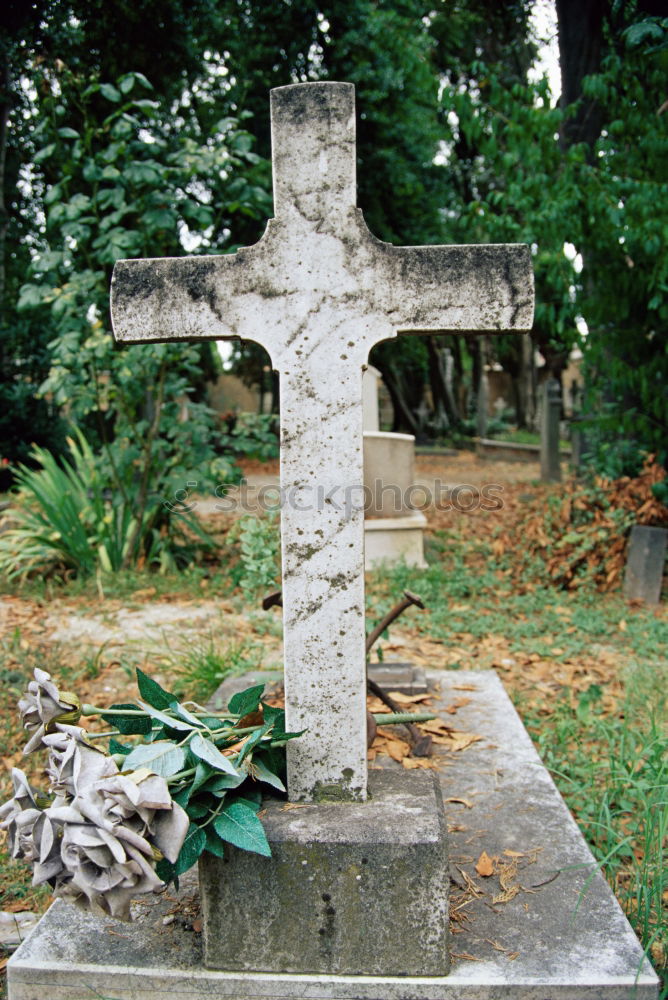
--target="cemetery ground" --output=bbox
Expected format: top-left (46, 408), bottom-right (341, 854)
top-left (0, 451), bottom-right (666, 995)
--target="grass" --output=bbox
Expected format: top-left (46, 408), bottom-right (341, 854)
top-left (156, 632), bottom-right (265, 702)
top-left (525, 664), bottom-right (667, 976)
top-left (491, 428), bottom-right (541, 445)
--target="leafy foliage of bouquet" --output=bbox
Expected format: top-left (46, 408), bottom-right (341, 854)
top-left (0, 668), bottom-right (301, 920)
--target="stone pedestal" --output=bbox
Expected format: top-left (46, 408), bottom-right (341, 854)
top-left (364, 509), bottom-right (428, 568)
top-left (200, 770), bottom-right (449, 976)
top-left (363, 431), bottom-right (427, 568)
top-left (363, 431), bottom-right (415, 517)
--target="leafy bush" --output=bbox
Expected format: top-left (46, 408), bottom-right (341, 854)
top-left (0, 430), bottom-right (215, 579)
top-left (233, 511), bottom-right (281, 600)
top-left (13, 68), bottom-right (264, 557)
top-left (229, 413), bottom-right (279, 461)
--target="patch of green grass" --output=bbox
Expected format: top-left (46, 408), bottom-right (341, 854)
top-left (491, 428), bottom-right (541, 445)
top-left (368, 546), bottom-right (667, 666)
top-left (157, 632), bottom-right (265, 702)
top-left (523, 665), bottom-right (667, 983)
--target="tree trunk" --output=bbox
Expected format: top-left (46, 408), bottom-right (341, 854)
top-left (379, 364), bottom-right (421, 437)
top-left (555, 0), bottom-right (607, 152)
top-left (426, 336), bottom-right (461, 431)
top-left (475, 336), bottom-right (489, 438)
top-left (515, 333), bottom-right (536, 430)
top-left (0, 48), bottom-right (10, 312)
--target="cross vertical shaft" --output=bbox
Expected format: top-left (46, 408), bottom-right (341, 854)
top-left (279, 358), bottom-right (368, 801)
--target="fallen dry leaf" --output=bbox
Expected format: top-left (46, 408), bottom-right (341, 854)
top-left (492, 886), bottom-right (521, 905)
top-left (475, 851), bottom-right (495, 877)
top-left (444, 697), bottom-right (471, 714)
top-left (445, 797), bottom-right (473, 809)
top-left (2, 900), bottom-right (34, 913)
top-left (402, 756), bottom-right (440, 770)
top-left (447, 731), bottom-right (483, 752)
top-left (386, 690), bottom-right (433, 705)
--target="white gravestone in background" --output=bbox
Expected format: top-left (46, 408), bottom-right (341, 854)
top-left (111, 82), bottom-right (534, 803)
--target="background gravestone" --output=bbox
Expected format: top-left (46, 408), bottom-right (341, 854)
top-left (624, 525), bottom-right (667, 604)
top-left (540, 375), bottom-right (562, 483)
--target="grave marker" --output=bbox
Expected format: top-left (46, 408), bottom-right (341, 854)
top-left (540, 375), bottom-right (562, 483)
top-left (624, 524), bottom-right (667, 604)
top-left (111, 81), bottom-right (534, 802)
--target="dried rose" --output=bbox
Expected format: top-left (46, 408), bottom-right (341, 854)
top-left (19, 669), bottom-right (81, 754)
top-left (31, 810), bottom-right (66, 886)
top-left (0, 768), bottom-right (42, 861)
top-left (47, 769), bottom-right (188, 921)
top-left (42, 724), bottom-right (117, 800)
top-left (54, 812), bottom-right (165, 920)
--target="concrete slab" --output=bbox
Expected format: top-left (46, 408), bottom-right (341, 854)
top-left (8, 671), bottom-right (658, 999)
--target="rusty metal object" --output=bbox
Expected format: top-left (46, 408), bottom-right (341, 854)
top-left (366, 591), bottom-right (431, 756)
top-left (262, 587), bottom-right (432, 756)
top-left (364, 590), bottom-right (425, 655)
top-left (367, 675), bottom-right (432, 757)
top-left (261, 590), bottom-right (283, 611)
top-left (366, 711), bottom-right (378, 748)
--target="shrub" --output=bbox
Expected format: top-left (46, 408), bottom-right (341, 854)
top-left (0, 430), bottom-right (215, 579)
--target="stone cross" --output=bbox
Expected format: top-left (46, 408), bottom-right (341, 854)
top-left (111, 82), bottom-right (534, 802)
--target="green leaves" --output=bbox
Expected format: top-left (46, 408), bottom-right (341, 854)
top-left (250, 758), bottom-right (286, 793)
top-left (214, 801), bottom-right (271, 857)
top-left (137, 701), bottom-right (193, 732)
top-left (228, 683), bottom-right (265, 717)
top-left (190, 733), bottom-right (242, 777)
top-left (122, 741), bottom-right (186, 777)
top-left (99, 83), bottom-right (122, 103)
top-left (136, 668), bottom-right (175, 710)
top-left (157, 824), bottom-right (207, 881)
top-left (101, 703), bottom-right (152, 736)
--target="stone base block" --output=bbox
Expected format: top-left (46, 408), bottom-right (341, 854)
top-left (368, 661), bottom-right (428, 695)
top-left (364, 510), bottom-right (427, 568)
top-left (200, 769), bottom-right (449, 976)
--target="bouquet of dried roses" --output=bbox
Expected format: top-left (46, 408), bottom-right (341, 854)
top-left (0, 667), bottom-right (301, 921)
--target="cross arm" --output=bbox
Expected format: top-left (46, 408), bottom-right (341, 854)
top-left (368, 240), bottom-right (534, 334)
top-left (110, 255), bottom-right (247, 345)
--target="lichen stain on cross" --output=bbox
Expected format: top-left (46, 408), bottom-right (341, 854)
top-left (110, 82), bottom-right (534, 803)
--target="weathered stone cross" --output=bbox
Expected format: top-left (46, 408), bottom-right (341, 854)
top-left (111, 82), bottom-right (534, 803)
